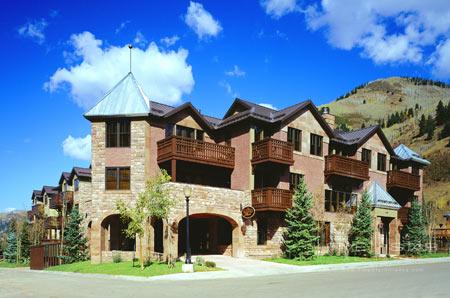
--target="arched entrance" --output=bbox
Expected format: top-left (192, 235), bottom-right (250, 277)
top-left (100, 214), bottom-right (135, 251)
top-left (151, 218), bottom-right (164, 253)
top-left (178, 213), bottom-right (235, 256)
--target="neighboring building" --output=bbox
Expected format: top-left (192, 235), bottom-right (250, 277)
top-left (30, 72), bottom-right (430, 262)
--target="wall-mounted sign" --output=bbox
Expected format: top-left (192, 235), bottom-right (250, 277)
top-left (241, 206), bottom-right (255, 219)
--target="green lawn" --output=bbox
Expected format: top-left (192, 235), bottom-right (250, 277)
top-left (46, 261), bottom-right (220, 277)
top-left (0, 260), bottom-right (29, 268)
top-left (266, 255), bottom-right (392, 266)
top-left (418, 252), bottom-right (450, 259)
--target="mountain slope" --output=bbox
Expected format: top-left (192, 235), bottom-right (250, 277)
top-left (322, 76), bottom-right (450, 205)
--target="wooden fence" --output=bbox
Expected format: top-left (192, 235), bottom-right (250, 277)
top-left (30, 243), bottom-right (61, 270)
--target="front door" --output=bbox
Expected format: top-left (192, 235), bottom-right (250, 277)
top-left (379, 218), bottom-right (390, 255)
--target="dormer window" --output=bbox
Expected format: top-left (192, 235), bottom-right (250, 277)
top-left (175, 125), bottom-right (204, 141)
top-left (106, 120), bottom-right (130, 147)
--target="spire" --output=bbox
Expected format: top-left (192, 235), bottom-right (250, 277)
top-left (128, 44), bottom-right (133, 73)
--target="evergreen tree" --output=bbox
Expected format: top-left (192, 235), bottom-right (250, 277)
top-left (435, 100), bottom-right (446, 125)
top-left (348, 191), bottom-right (373, 257)
top-left (401, 199), bottom-right (427, 256)
top-left (20, 222), bottom-right (31, 262)
top-left (4, 222), bottom-right (17, 263)
top-left (283, 178), bottom-right (318, 260)
top-left (418, 114), bottom-right (426, 136)
top-left (425, 115), bottom-right (436, 140)
top-left (62, 207), bottom-right (88, 264)
top-left (439, 121), bottom-right (450, 139)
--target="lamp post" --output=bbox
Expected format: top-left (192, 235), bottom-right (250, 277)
top-left (183, 186), bottom-right (192, 265)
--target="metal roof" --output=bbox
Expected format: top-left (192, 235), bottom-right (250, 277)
top-left (368, 181), bottom-right (401, 210)
top-left (394, 144), bottom-right (430, 166)
top-left (85, 72), bottom-right (150, 118)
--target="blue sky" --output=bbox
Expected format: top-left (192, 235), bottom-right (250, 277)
top-left (1, 0), bottom-right (450, 212)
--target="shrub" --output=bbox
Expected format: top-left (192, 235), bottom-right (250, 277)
top-left (195, 256), bottom-right (205, 266)
top-left (205, 261), bottom-right (216, 268)
top-left (144, 258), bottom-right (153, 267)
top-left (112, 253), bottom-right (122, 263)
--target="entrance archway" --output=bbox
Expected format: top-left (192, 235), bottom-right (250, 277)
top-left (100, 214), bottom-right (135, 251)
top-left (178, 214), bottom-right (235, 256)
top-left (152, 218), bottom-right (164, 253)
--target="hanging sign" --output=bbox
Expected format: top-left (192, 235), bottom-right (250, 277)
top-left (241, 206), bottom-right (256, 219)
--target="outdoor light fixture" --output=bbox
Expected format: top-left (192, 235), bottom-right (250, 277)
top-left (183, 185), bottom-right (193, 271)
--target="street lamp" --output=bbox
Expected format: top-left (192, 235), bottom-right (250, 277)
top-left (183, 186), bottom-right (192, 265)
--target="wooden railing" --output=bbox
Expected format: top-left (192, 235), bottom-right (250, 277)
top-left (251, 187), bottom-right (292, 211)
top-left (252, 138), bottom-right (294, 165)
top-left (157, 136), bottom-right (235, 168)
top-left (387, 170), bottom-right (420, 191)
top-left (45, 216), bottom-right (62, 228)
top-left (325, 155), bottom-right (369, 181)
top-left (32, 204), bottom-right (44, 217)
top-left (50, 191), bottom-right (74, 209)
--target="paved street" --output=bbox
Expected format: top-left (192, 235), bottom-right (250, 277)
top-left (1, 261), bottom-right (450, 298)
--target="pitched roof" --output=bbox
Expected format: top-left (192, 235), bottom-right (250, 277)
top-left (58, 172), bottom-right (71, 185)
top-left (84, 72), bottom-right (150, 119)
top-left (31, 190), bottom-right (42, 201)
top-left (71, 167), bottom-right (92, 180)
top-left (333, 125), bottom-right (395, 155)
top-left (394, 144), bottom-right (430, 166)
top-left (367, 181), bottom-right (401, 210)
top-left (41, 186), bottom-right (59, 196)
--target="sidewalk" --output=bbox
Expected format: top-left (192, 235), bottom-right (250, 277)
top-left (22, 256), bottom-right (450, 282)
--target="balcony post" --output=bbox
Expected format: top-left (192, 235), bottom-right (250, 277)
top-left (171, 159), bottom-right (177, 182)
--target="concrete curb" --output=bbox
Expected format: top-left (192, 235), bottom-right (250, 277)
top-left (2, 257), bottom-right (449, 282)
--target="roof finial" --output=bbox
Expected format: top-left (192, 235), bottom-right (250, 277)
top-left (128, 44), bottom-right (133, 73)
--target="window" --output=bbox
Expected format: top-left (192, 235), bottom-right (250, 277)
top-left (287, 127), bottom-right (302, 151)
top-left (106, 120), bottom-right (130, 147)
top-left (289, 173), bottom-right (304, 191)
top-left (362, 148), bottom-right (371, 168)
top-left (196, 130), bottom-right (204, 141)
top-left (325, 189), bottom-right (357, 213)
top-left (105, 167), bottom-right (130, 190)
top-left (74, 179), bottom-right (79, 191)
top-left (377, 153), bottom-right (386, 171)
top-left (176, 125), bottom-right (195, 139)
top-left (310, 134), bottom-right (323, 156)
top-left (255, 127), bottom-right (264, 142)
top-left (412, 166), bottom-right (419, 175)
top-left (318, 221), bottom-right (331, 246)
top-left (257, 218), bottom-right (267, 245)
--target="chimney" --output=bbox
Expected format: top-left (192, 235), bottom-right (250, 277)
top-left (321, 107), bottom-right (335, 129)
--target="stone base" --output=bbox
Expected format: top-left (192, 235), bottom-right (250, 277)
top-left (182, 263), bottom-right (194, 273)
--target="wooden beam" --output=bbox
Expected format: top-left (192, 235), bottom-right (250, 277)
top-left (171, 159), bottom-right (177, 182)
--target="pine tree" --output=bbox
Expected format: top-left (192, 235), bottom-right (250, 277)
top-left (425, 115), bottom-right (435, 140)
top-left (62, 207), bottom-right (88, 264)
top-left (20, 222), bottom-right (31, 262)
top-left (4, 222), bottom-right (17, 263)
top-left (418, 114), bottom-right (426, 136)
top-left (348, 191), bottom-right (373, 257)
top-left (401, 199), bottom-right (427, 256)
top-left (435, 100), bottom-right (446, 125)
top-left (283, 178), bottom-right (318, 260)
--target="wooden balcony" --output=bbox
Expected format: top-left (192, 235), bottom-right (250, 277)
top-left (45, 216), bottom-right (62, 228)
top-left (387, 170), bottom-right (420, 191)
top-left (251, 138), bottom-right (294, 165)
top-left (157, 136), bottom-right (235, 169)
top-left (32, 204), bottom-right (44, 217)
top-left (251, 187), bottom-right (292, 211)
top-left (325, 155), bottom-right (369, 181)
top-left (50, 191), bottom-right (74, 209)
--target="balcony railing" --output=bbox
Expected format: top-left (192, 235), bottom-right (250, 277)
top-left (325, 155), bottom-right (369, 181)
top-left (45, 216), bottom-right (62, 228)
top-left (157, 136), bottom-right (235, 168)
top-left (32, 204), bottom-right (44, 217)
top-left (251, 138), bottom-right (294, 165)
top-left (50, 191), bottom-right (74, 209)
top-left (251, 187), bottom-right (292, 211)
top-left (387, 170), bottom-right (420, 191)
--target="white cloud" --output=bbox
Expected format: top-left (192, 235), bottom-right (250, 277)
top-left (160, 35), bottom-right (180, 47)
top-left (185, 1), bottom-right (222, 39)
top-left (219, 81), bottom-right (238, 98)
top-left (260, 0), bottom-right (298, 19)
top-left (430, 39), bottom-right (450, 78)
top-left (115, 20), bottom-right (130, 34)
top-left (225, 65), bottom-right (246, 77)
top-left (62, 134), bottom-right (91, 161)
top-left (18, 18), bottom-right (48, 44)
top-left (258, 103), bottom-right (277, 110)
top-left (45, 31), bottom-right (194, 109)
top-left (134, 31), bottom-right (148, 47)
top-left (304, 1), bottom-right (450, 66)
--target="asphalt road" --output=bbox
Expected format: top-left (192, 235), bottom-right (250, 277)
top-left (1, 262), bottom-right (449, 298)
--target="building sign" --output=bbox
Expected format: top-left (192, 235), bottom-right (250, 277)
top-left (241, 206), bottom-right (255, 219)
